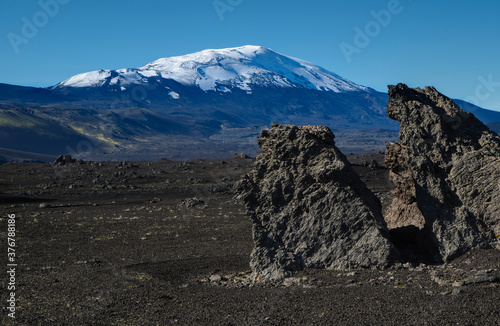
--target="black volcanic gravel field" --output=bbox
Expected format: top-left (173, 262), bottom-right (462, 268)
top-left (1, 154), bottom-right (499, 325)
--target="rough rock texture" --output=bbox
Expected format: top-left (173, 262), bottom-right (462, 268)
top-left (237, 124), bottom-right (400, 282)
top-left (53, 154), bottom-right (77, 166)
top-left (385, 84), bottom-right (500, 262)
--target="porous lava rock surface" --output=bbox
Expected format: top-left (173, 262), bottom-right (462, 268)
top-left (385, 84), bottom-right (500, 262)
top-left (237, 124), bottom-right (400, 282)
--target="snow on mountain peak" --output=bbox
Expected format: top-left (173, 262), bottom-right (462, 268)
top-left (54, 45), bottom-right (369, 93)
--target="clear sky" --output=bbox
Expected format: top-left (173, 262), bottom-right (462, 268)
top-left (1, 0), bottom-right (500, 111)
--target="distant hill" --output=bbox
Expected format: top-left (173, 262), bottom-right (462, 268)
top-left (0, 147), bottom-right (56, 163)
top-left (487, 121), bottom-right (500, 134)
top-left (0, 83), bottom-right (67, 105)
top-left (0, 106), bottom-right (95, 155)
top-left (453, 99), bottom-right (500, 125)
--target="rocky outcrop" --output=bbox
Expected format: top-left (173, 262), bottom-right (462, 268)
top-left (385, 84), bottom-right (500, 262)
top-left (53, 154), bottom-right (77, 166)
top-left (237, 124), bottom-right (400, 282)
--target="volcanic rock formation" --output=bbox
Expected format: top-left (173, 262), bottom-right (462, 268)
top-left (237, 124), bottom-right (400, 282)
top-left (53, 154), bottom-right (77, 166)
top-left (385, 84), bottom-right (500, 262)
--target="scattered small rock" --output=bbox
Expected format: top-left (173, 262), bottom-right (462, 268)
top-left (232, 153), bottom-right (251, 159)
top-left (177, 197), bottom-right (205, 208)
top-left (362, 159), bottom-right (379, 169)
top-left (209, 274), bottom-right (222, 283)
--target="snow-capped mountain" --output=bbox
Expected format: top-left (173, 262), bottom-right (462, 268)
top-left (53, 45), bottom-right (369, 94)
top-left (1, 45), bottom-right (499, 160)
top-left (11, 46), bottom-right (397, 159)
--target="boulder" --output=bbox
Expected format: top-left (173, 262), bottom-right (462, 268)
top-left (232, 153), bottom-right (251, 159)
top-left (53, 155), bottom-right (64, 165)
top-left (54, 154), bottom-right (77, 166)
top-left (362, 159), bottom-right (379, 169)
top-left (63, 154), bottom-right (76, 164)
top-left (237, 124), bottom-right (400, 282)
top-left (385, 84), bottom-right (499, 262)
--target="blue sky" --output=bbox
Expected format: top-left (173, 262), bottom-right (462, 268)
top-left (1, 0), bottom-right (500, 111)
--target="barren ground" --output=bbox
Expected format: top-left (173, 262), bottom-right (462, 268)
top-left (1, 154), bottom-right (499, 325)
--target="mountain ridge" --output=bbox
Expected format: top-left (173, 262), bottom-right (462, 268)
top-left (0, 46), bottom-right (499, 161)
top-left (52, 45), bottom-right (370, 94)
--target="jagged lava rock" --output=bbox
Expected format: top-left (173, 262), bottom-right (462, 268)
top-left (237, 124), bottom-right (400, 282)
top-left (53, 154), bottom-right (77, 166)
top-left (385, 84), bottom-right (500, 262)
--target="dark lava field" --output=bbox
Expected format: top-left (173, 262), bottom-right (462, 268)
top-left (1, 154), bottom-right (499, 325)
